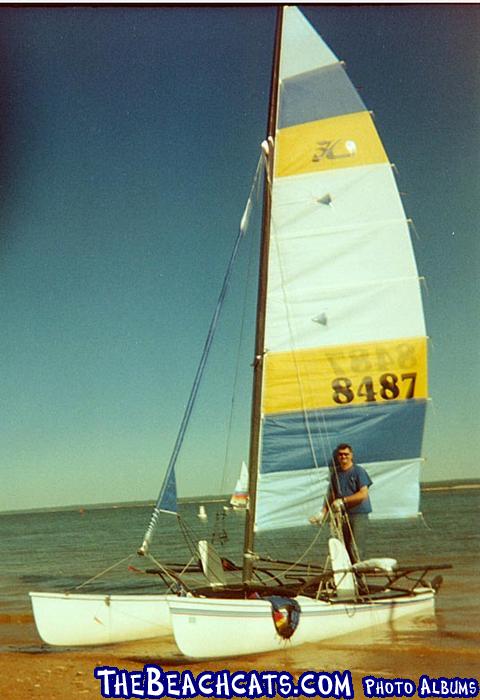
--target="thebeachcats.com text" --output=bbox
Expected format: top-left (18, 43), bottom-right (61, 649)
top-left (93, 666), bottom-right (479, 699)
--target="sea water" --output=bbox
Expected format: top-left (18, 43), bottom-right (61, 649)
top-left (1, 488), bottom-right (478, 677)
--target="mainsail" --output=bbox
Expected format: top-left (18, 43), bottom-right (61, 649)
top-left (255, 7), bottom-right (428, 531)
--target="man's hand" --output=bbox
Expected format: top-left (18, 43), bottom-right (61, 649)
top-left (332, 498), bottom-right (345, 512)
top-left (309, 513), bottom-right (325, 525)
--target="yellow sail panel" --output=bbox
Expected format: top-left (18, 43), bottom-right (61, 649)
top-left (275, 111), bottom-right (388, 179)
top-left (263, 337), bottom-right (427, 414)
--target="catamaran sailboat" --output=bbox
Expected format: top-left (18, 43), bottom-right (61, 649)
top-left (30, 6), bottom-right (448, 658)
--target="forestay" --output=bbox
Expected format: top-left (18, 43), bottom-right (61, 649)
top-left (255, 7), bottom-right (428, 531)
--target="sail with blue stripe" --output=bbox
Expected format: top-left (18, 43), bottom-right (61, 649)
top-left (255, 7), bottom-right (428, 531)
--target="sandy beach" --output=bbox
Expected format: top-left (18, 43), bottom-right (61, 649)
top-left (2, 612), bottom-right (478, 700)
top-left (2, 616), bottom-right (366, 700)
top-left (0, 646), bottom-right (366, 700)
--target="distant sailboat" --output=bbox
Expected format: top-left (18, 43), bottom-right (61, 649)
top-left (30, 5), bottom-right (449, 657)
top-left (229, 461), bottom-right (249, 510)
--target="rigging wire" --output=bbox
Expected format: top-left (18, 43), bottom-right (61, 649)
top-left (139, 154), bottom-right (264, 556)
top-left (70, 554), bottom-right (136, 591)
top-left (219, 157), bottom-right (264, 498)
top-left (144, 551), bottom-right (200, 592)
top-left (262, 521), bottom-right (326, 578)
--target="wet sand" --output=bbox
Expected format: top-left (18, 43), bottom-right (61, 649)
top-left (1, 613), bottom-right (478, 699)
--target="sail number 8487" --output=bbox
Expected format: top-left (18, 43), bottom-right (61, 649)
top-left (332, 373), bottom-right (417, 404)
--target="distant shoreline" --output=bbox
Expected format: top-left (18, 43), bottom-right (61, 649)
top-left (421, 482), bottom-right (480, 492)
top-left (1, 480), bottom-right (479, 516)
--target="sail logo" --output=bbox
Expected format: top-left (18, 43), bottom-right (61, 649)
top-left (276, 113), bottom-right (387, 177)
top-left (312, 139), bottom-right (357, 162)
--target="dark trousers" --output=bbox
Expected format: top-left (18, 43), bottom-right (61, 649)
top-left (342, 513), bottom-right (369, 563)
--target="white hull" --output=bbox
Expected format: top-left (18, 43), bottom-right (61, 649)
top-left (169, 589), bottom-right (435, 659)
top-left (29, 591), bottom-right (173, 647)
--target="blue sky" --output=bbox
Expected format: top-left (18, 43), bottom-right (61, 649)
top-left (0, 5), bottom-right (478, 511)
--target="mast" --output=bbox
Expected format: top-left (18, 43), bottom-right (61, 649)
top-left (242, 6), bottom-right (283, 584)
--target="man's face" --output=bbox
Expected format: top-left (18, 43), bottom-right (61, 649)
top-left (337, 448), bottom-right (353, 471)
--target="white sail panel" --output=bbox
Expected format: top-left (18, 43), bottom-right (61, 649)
top-left (256, 466), bottom-right (329, 531)
top-left (270, 165), bottom-right (413, 242)
top-left (279, 6), bottom-right (338, 81)
top-left (265, 162), bottom-right (424, 352)
top-left (268, 220), bottom-right (419, 294)
top-left (366, 460), bottom-right (421, 519)
top-left (255, 459), bottom-right (422, 531)
top-left (265, 276), bottom-right (426, 352)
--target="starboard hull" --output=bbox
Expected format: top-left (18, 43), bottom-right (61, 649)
top-left (169, 589), bottom-right (435, 659)
top-left (29, 591), bottom-right (173, 646)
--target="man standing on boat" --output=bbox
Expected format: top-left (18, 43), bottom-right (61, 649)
top-left (310, 443), bottom-right (372, 563)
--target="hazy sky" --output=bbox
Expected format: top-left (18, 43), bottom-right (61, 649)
top-left (1, 4), bottom-right (478, 512)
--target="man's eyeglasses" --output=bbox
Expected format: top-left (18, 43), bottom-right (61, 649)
top-left (337, 452), bottom-right (352, 458)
